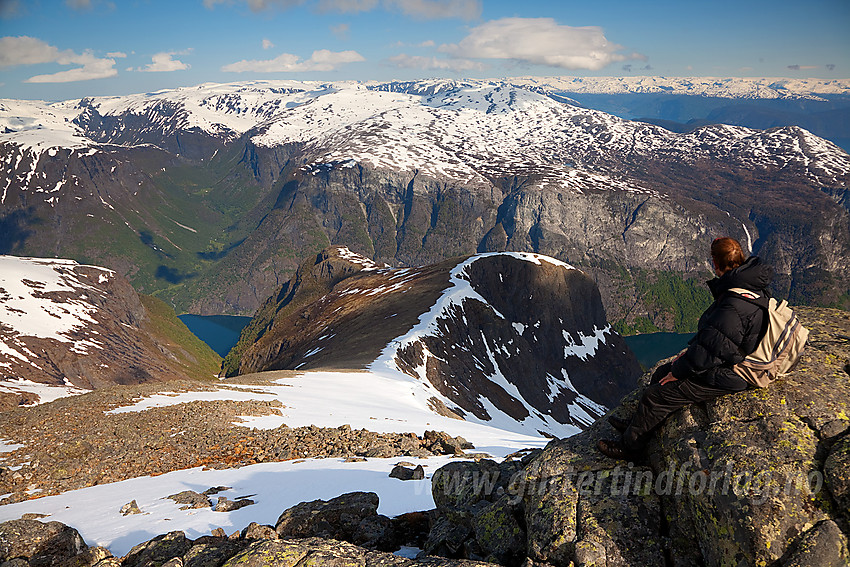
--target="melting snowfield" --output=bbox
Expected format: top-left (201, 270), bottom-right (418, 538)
top-left (0, 369), bottom-right (553, 556)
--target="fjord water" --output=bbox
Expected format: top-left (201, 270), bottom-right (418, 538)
top-left (623, 332), bottom-right (693, 370)
top-left (178, 314), bottom-right (252, 357)
top-left (179, 310), bottom-right (691, 374)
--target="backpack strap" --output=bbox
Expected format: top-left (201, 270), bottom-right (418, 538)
top-left (726, 287), bottom-right (771, 354)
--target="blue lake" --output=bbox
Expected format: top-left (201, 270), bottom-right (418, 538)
top-left (178, 314), bottom-right (253, 358)
top-left (623, 332), bottom-right (693, 370)
top-left (179, 312), bottom-right (692, 372)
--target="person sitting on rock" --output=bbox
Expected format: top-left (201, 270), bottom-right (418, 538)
top-left (598, 236), bottom-right (772, 461)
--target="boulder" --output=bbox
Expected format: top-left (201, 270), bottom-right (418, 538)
top-left (122, 531), bottom-right (192, 567)
top-left (0, 519), bottom-right (87, 566)
top-left (213, 497), bottom-right (254, 512)
top-left (240, 522), bottom-right (278, 540)
top-left (390, 465), bottom-right (426, 481)
top-left (167, 491), bottom-right (211, 510)
top-left (274, 491), bottom-right (380, 542)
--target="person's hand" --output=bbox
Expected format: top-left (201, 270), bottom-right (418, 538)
top-left (659, 372), bottom-right (678, 385)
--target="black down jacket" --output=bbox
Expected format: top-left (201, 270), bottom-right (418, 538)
top-left (670, 256), bottom-right (773, 390)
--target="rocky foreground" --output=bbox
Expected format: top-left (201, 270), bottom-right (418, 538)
top-left (1, 306), bottom-right (848, 566)
top-left (421, 306), bottom-right (850, 566)
top-left (0, 491), bottom-right (499, 566)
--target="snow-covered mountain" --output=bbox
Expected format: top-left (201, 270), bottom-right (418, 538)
top-left (1, 78), bottom-right (849, 325)
top-left (0, 256), bottom-right (219, 404)
top-left (508, 76), bottom-right (850, 100)
top-left (227, 246), bottom-right (641, 433)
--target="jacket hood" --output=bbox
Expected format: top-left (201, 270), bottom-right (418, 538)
top-left (707, 256), bottom-right (773, 298)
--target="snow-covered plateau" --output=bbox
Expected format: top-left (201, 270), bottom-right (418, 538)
top-left (3, 78), bottom-right (849, 201)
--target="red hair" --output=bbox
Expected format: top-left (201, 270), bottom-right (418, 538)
top-left (711, 237), bottom-right (746, 274)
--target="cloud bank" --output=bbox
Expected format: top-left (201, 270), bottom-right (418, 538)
top-left (386, 53), bottom-right (482, 72)
top-left (222, 49), bottom-right (365, 72)
top-left (440, 17), bottom-right (644, 70)
top-left (0, 36), bottom-right (118, 82)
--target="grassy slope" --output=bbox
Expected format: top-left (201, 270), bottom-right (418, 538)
top-left (139, 294), bottom-right (222, 380)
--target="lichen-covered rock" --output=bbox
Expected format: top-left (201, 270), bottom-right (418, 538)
top-left (422, 517), bottom-right (474, 558)
top-left (431, 460), bottom-right (505, 519)
top-left (122, 531), bottom-right (192, 567)
top-left (274, 491), bottom-right (380, 541)
top-left (240, 522), bottom-right (278, 540)
top-left (424, 306), bottom-right (850, 567)
top-left (220, 537), bottom-right (497, 566)
top-left (782, 520), bottom-right (850, 567)
top-left (470, 495), bottom-right (526, 565)
top-left (59, 546), bottom-right (112, 567)
top-left (824, 434), bottom-right (850, 526)
top-left (182, 539), bottom-right (245, 567)
top-left (352, 514), bottom-right (395, 551)
top-left (0, 519), bottom-right (87, 566)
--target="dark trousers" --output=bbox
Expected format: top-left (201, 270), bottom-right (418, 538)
top-left (621, 363), bottom-right (741, 451)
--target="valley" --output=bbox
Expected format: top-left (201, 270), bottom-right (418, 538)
top-left (2, 78), bottom-right (849, 333)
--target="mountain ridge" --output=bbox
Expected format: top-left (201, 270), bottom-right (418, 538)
top-left (1, 78), bottom-right (848, 329)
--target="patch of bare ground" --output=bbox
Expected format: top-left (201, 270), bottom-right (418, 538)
top-left (0, 372), bottom-right (472, 504)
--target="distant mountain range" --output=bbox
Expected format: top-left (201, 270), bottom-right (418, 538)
top-left (1, 78), bottom-right (848, 331)
top-left (509, 76), bottom-right (850, 100)
top-left (511, 76), bottom-right (850, 152)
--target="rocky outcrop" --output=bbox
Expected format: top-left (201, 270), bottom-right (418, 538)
top-left (0, 256), bottom-right (220, 399)
top-left (422, 306), bottom-right (850, 566)
top-left (226, 247), bottom-right (642, 430)
top-left (0, 492), bottom-right (497, 566)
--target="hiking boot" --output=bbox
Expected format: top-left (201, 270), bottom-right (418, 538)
top-left (597, 438), bottom-right (640, 461)
top-left (607, 414), bottom-right (631, 432)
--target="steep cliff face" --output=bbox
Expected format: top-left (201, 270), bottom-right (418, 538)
top-left (424, 306), bottom-right (850, 566)
top-left (3, 81), bottom-right (848, 326)
top-left (0, 256), bottom-right (219, 406)
top-left (228, 246), bottom-right (642, 432)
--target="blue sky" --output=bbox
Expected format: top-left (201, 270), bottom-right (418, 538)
top-left (0, 0), bottom-right (848, 101)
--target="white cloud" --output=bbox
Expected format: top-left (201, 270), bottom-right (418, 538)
top-left (26, 53), bottom-right (118, 83)
top-left (135, 52), bottom-right (191, 72)
top-left (418, 39), bottom-right (435, 48)
top-left (0, 36), bottom-right (119, 82)
top-left (262, 38), bottom-right (275, 50)
top-left (0, 36), bottom-right (67, 68)
top-left (387, 53), bottom-right (483, 72)
top-left (222, 49), bottom-right (365, 72)
top-left (440, 17), bottom-right (644, 70)
top-left (107, 51), bottom-right (127, 58)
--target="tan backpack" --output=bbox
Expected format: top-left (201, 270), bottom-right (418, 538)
top-left (728, 288), bottom-right (810, 388)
